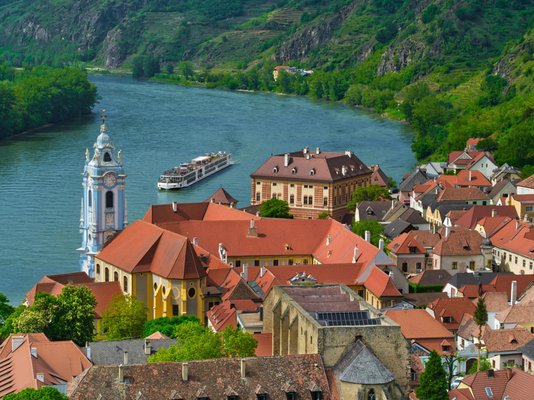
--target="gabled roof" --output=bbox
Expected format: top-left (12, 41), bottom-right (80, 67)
top-left (204, 187), bottom-right (238, 205)
top-left (0, 333), bottom-right (92, 397)
top-left (511, 193), bottom-right (534, 203)
top-left (355, 200), bottom-right (393, 221)
top-left (399, 169), bottom-right (429, 193)
top-left (97, 220), bottom-right (207, 280)
top-left (436, 187), bottom-right (488, 202)
top-left (489, 179), bottom-right (516, 198)
top-left (455, 170), bottom-right (492, 187)
top-left (387, 233), bottom-right (425, 255)
top-left (447, 272), bottom-right (500, 289)
top-left (334, 340), bottom-right (394, 384)
top-left (69, 355), bottom-right (331, 400)
top-left (489, 219), bottom-right (534, 259)
top-left (517, 174), bottom-right (534, 190)
top-left (369, 164), bottom-right (389, 187)
top-left (454, 206), bottom-right (518, 229)
top-left (427, 297), bottom-right (476, 331)
top-left (433, 228), bottom-right (484, 256)
top-left (87, 338), bottom-right (177, 365)
top-left (250, 150), bottom-right (371, 182)
top-left (496, 304), bottom-right (534, 325)
top-left (385, 309), bottom-right (455, 353)
top-left (383, 219), bottom-right (413, 240)
top-left (483, 326), bottom-right (534, 353)
top-left (489, 274), bottom-right (534, 300)
top-left (408, 270), bottom-right (451, 287)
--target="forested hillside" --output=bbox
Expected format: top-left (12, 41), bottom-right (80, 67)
top-left (0, 0), bottom-right (532, 170)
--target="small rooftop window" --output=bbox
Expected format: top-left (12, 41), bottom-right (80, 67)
top-left (273, 166), bottom-right (279, 173)
top-left (311, 391), bottom-right (322, 400)
top-left (286, 393), bottom-right (297, 400)
top-left (291, 167), bottom-right (297, 174)
top-left (485, 387), bottom-right (493, 398)
top-left (309, 169), bottom-right (315, 176)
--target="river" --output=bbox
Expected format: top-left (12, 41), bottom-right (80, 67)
top-left (0, 75), bottom-right (416, 303)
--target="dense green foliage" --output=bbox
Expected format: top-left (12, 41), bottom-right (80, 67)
top-left (347, 185), bottom-right (391, 210)
top-left (0, 65), bottom-right (96, 139)
top-left (143, 315), bottom-right (199, 338)
top-left (474, 296), bottom-right (488, 371)
top-left (5, 286), bottom-right (96, 346)
top-left (416, 350), bottom-right (448, 400)
top-left (259, 198), bottom-right (293, 218)
top-left (148, 321), bottom-right (257, 362)
top-left (467, 358), bottom-right (491, 374)
top-left (0, 292), bottom-right (13, 325)
top-left (102, 295), bottom-right (147, 340)
top-left (351, 220), bottom-right (384, 247)
top-left (3, 387), bottom-right (68, 400)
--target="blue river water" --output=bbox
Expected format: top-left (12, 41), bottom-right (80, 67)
top-left (0, 75), bottom-right (416, 303)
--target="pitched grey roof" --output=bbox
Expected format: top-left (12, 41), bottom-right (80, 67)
top-left (384, 219), bottom-right (412, 240)
top-left (489, 179), bottom-right (515, 198)
top-left (518, 337), bottom-right (534, 359)
top-left (447, 272), bottom-right (501, 289)
top-left (87, 338), bottom-right (177, 365)
top-left (398, 208), bottom-right (427, 225)
top-left (334, 340), bottom-right (394, 384)
top-left (399, 169), bottom-right (429, 193)
top-left (356, 201), bottom-right (393, 221)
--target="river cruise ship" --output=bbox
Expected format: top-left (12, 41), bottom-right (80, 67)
top-left (157, 151), bottom-right (232, 190)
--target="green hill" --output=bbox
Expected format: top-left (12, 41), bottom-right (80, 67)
top-left (0, 0), bottom-right (532, 169)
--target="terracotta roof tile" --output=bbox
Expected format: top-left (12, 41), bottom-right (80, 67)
top-left (454, 206), bottom-right (518, 229)
top-left (436, 186), bottom-right (488, 202)
top-left (433, 227), bottom-right (484, 257)
top-left (427, 297), bottom-right (476, 331)
top-left (517, 174), bottom-right (534, 190)
top-left (483, 326), bottom-right (534, 352)
top-left (204, 187), bottom-right (238, 205)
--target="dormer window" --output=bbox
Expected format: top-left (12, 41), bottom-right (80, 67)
top-left (286, 393), bottom-right (297, 400)
top-left (273, 166), bottom-right (279, 173)
top-left (228, 396), bottom-right (239, 400)
top-left (443, 316), bottom-right (452, 323)
top-left (291, 167), bottom-right (297, 174)
top-left (257, 395), bottom-right (268, 400)
top-left (311, 392), bottom-right (322, 400)
top-left (104, 152), bottom-right (112, 162)
top-left (484, 387), bottom-right (493, 398)
top-left (309, 169), bottom-right (315, 176)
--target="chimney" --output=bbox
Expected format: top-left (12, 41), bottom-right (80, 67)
top-left (511, 280), bottom-right (517, 305)
top-left (31, 347), bottom-right (37, 358)
top-left (491, 209), bottom-right (497, 218)
top-left (192, 237), bottom-right (199, 246)
top-left (240, 359), bottom-right (246, 379)
top-left (326, 234), bottom-right (332, 246)
top-left (365, 230), bottom-right (371, 243)
top-left (172, 202), bottom-right (178, 212)
top-left (284, 153), bottom-right (290, 167)
top-left (218, 243), bottom-right (227, 263)
top-left (306, 153), bottom-right (310, 160)
top-left (85, 342), bottom-right (92, 360)
top-left (345, 150), bottom-right (352, 158)
top-left (352, 246), bottom-right (359, 263)
top-left (516, 219), bottom-right (519, 230)
top-left (378, 238), bottom-right (384, 251)
top-left (144, 340), bottom-right (151, 355)
top-left (445, 226), bottom-right (451, 238)
top-left (315, 147), bottom-right (320, 155)
top-left (118, 364), bottom-right (124, 383)
top-left (247, 219), bottom-right (258, 238)
top-left (123, 351), bottom-right (129, 365)
top-left (469, 170), bottom-right (472, 181)
top-left (260, 266), bottom-right (266, 277)
top-left (303, 146), bottom-right (308, 155)
top-left (11, 336), bottom-right (24, 352)
top-left (242, 263), bottom-right (249, 282)
top-left (182, 362), bottom-right (189, 381)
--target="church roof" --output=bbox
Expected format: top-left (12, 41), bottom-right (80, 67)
top-left (333, 340), bottom-right (394, 384)
top-left (97, 220), bottom-right (207, 280)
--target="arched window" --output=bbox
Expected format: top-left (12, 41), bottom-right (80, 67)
top-left (106, 191), bottom-right (114, 208)
top-left (123, 276), bottom-right (128, 292)
top-left (367, 389), bottom-right (376, 400)
top-left (88, 190), bottom-right (92, 207)
top-left (96, 264), bottom-right (100, 275)
top-left (103, 152), bottom-right (112, 162)
top-left (114, 271), bottom-right (119, 281)
top-left (105, 268), bottom-right (109, 282)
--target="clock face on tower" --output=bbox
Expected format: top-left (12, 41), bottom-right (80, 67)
top-left (103, 172), bottom-right (117, 188)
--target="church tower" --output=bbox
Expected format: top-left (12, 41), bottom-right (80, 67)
top-left (79, 111), bottom-right (127, 277)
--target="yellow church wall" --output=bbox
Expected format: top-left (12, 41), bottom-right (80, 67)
top-left (228, 254), bottom-right (314, 267)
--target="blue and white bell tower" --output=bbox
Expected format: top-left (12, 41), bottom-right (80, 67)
top-left (79, 111), bottom-right (127, 277)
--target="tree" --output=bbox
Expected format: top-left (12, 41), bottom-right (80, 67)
top-left (416, 350), bottom-right (448, 400)
top-left (143, 315), bottom-right (199, 338)
top-left (473, 296), bottom-right (488, 371)
top-left (179, 61), bottom-right (194, 80)
top-left (467, 358), bottom-right (491, 374)
top-left (148, 321), bottom-right (223, 362)
top-left (0, 305), bottom-right (25, 340)
top-left (443, 352), bottom-right (466, 389)
top-left (0, 293), bottom-right (14, 325)
top-left (3, 387), bottom-right (68, 400)
top-left (318, 211), bottom-right (330, 219)
top-left (352, 220), bottom-right (384, 247)
top-left (259, 198), bottom-right (293, 218)
top-left (347, 185), bottom-right (391, 210)
top-left (221, 326), bottom-right (257, 357)
top-left (102, 295), bottom-right (147, 340)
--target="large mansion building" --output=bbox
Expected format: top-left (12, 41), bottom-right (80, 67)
top-left (250, 148), bottom-right (372, 219)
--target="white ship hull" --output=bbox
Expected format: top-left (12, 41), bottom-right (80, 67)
top-left (157, 152), bottom-right (232, 190)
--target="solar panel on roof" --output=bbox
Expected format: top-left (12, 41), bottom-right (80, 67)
top-left (314, 311), bottom-right (381, 326)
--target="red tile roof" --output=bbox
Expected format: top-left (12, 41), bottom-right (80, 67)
top-left (387, 232), bottom-right (426, 255)
top-left (0, 333), bottom-right (92, 397)
top-left (489, 273), bottom-right (534, 299)
top-left (385, 309), bottom-right (455, 354)
top-left (207, 301), bottom-right (238, 331)
top-left (466, 138), bottom-right (483, 147)
top-left (250, 150), bottom-right (371, 183)
top-left (517, 174), bottom-right (534, 190)
top-left (427, 297), bottom-right (476, 331)
top-left (204, 187), bottom-right (238, 205)
top-left (253, 333), bottom-right (272, 356)
top-left (97, 220), bottom-right (207, 280)
top-left (436, 186), bottom-right (488, 201)
top-left (454, 206), bottom-right (518, 229)
top-left (455, 170), bottom-right (492, 188)
top-left (489, 219), bottom-right (534, 260)
top-left (456, 367), bottom-right (534, 399)
top-left (483, 326), bottom-right (534, 352)
top-left (433, 227), bottom-right (484, 256)
top-left (511, 193), bottom-right (534, 203)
